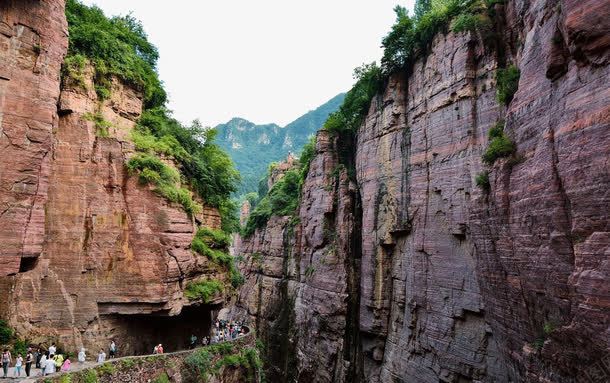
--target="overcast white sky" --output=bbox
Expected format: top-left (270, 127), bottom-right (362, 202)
top-left (81, 1), bottom-right (415, 127)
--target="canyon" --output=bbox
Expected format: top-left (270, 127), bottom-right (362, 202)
top-left (0, 1), bottom-right (608, 383)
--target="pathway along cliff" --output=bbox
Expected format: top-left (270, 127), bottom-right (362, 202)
top-left (1, 1), bottom-right (609, 383)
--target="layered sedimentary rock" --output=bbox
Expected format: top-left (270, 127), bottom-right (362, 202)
top-left (0, 1), bottom-right (226, 354)
top-left (0, 0), bottom-right (67, 277)
top-left (232, 1), bottom-right (609, 382)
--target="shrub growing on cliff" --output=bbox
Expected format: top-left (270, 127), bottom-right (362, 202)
top-left (496, 65), bottom-right (520, 105)
top-left (62, 54), bottom-right (87, 90)
top-left (83, 112), bottom-right (113, 138)
top-left (0, 320), bottom-right (13, 343)
top-left (242, 169), bottom-right (302, 238)
top-left (127, 154), bottom-right (202, 216)
top-left (451, 12), bottom-right (491, 33)
top-left (324, 63), bottom-right (383, 134)
top-left (475, 171), bottom-right (490, 190)
top-left (298, 136), bottom-right (317, 181)
top-left (184, 349), bottom-right (212, 381)
top-left (482, 130), bottom-right (515, 164)
top-left (185, 280), bottom-right (224, 302)
top-left (381, 0), bottom-right (475, 73)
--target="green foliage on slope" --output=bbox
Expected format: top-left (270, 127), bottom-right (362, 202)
top-left (192, 227), bottom-right (244, 288)
top-left (184, 279), bottom-right (224, 302)
top-left (242, 169), bottom-right (304, 238)
top-left (496, 65), bottom-right (521, 105)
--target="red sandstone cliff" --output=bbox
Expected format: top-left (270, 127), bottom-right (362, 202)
top-left (0, 0), bottom-right (227, 354)
top-left (232, 1), bottom-right (609, 382)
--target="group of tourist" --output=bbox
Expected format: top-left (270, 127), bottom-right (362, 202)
top-left (1, 343), bottom-right (70, 378)
top-left (212, 319), bottom-right (247, 343)
top-left (0, 321), bottom-right (247, 378)
top-left (0, 340), bottom-right (119, 378)
top-left (186, 319), bottom-right (247, 350)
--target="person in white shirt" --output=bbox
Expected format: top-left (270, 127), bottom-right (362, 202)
top-left (14, 354), bottom-right (23, 377)
top-left (39, 354), bottom-right (47, 375)
top-left (97, 349), bottom-right (106, 363)
top-left (48, 343), bottom-right (57, 357)
top-left (44, 355), bottom-right (56, 375)
top-left (78, 348), bottom-right (86, 364)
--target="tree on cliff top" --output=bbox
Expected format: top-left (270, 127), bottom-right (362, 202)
top-left (65, 0), bottom-right (166, 108)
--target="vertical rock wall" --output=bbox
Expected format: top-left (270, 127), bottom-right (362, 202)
top-left (0, 0), bottom-right (228, 354)
top-left (232, 1), bottom-right (609, 382)
top-left (0, 0), bottom-right (67, 276)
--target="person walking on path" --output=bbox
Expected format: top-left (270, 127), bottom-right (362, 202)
top-left (2, 349), bottom-right (11, 378)
top-left (39, 353), bottom-right (47, 376)
top-left (34, 347), bottom-right (41, 368)
top-left (48, 343), bottom-right (56, 357)
top-left (14, 353), bottom-right (23, 377)
top-left (157, 344), bottom-right (164, 354)
top-left (190, 334), bottom-right (197, 349)
top-left (109, 340), bottom-right (117, 359)
top-left (61, 356), bottom-right (71, 372)
top-left (25, 350), bottom-right (33, 377)
top-left (44, 354), bottom-right (56, 375)
top-left (97, 349), bottom-right (106, 363)
top-left (78, 348), bottom-right (86, 364)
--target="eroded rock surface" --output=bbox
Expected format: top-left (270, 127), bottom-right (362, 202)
top-left (0, 1), bottom-right (226, 354)
top-left (232, 1), bottom-right (609, 382)
top-left (0, 0), bottom-right (67, 276)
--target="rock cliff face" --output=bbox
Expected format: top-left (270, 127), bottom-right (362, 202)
top-left (232, 1), bottom-right (609, 382)
top-left (0, 0), bottom-right (226, 354)
top-left (0, 0), bottom-right (67, 277)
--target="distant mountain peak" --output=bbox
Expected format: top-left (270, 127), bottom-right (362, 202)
top-left (215, 93), bottom-right (346, 196)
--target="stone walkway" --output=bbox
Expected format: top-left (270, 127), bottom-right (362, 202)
top-left (11, 328), bottom-right (252, 383)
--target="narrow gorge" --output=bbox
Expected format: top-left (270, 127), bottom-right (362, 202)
top-left (0, 1), bottom-right (609, 383)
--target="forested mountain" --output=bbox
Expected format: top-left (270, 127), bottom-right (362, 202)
top-left (215, 93), bottom-right (345, 196)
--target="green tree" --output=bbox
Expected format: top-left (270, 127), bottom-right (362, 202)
top-left (414, 0), bottom-right (432, 20)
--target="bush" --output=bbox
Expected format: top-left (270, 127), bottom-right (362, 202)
top-left (0, 320), bottom-right (13, 343)
top-left (482, 134), bottom-right (515, 164)
top-left (184, 349), bottom-right (212, 381)
top-left (496, 65), bottom-right (520, 105)
top-left (242, 197), bottom-right (272, 238)
top-left (82, 369), bottom-right (98, 383)
top-left (451, 12), bottom-right (491, 33)
top-left (196, 227), bottom-right (231, 249)
top-left (488, 120), bottom-right (505, 139)
top-left (242, 169), bottom-right (302, 238)
top-left (475, 171), bottom-right (490, 190)
top-left (134, 109), bottom-right (240, 229)
top-left (184, 280), bottom-right (224, 302)
top-left (62, 54), bottom-right (87, 89)
top-left (96, 362), bottom-right (115, 376)
top-left (152, 372), bottom-right (170, 383)
top-left (82, 112), bottom-right (113, 138)
top-left (12, 339), bottom-right (27, 356)
top-left (127, 154), bottom-right (201, 216)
